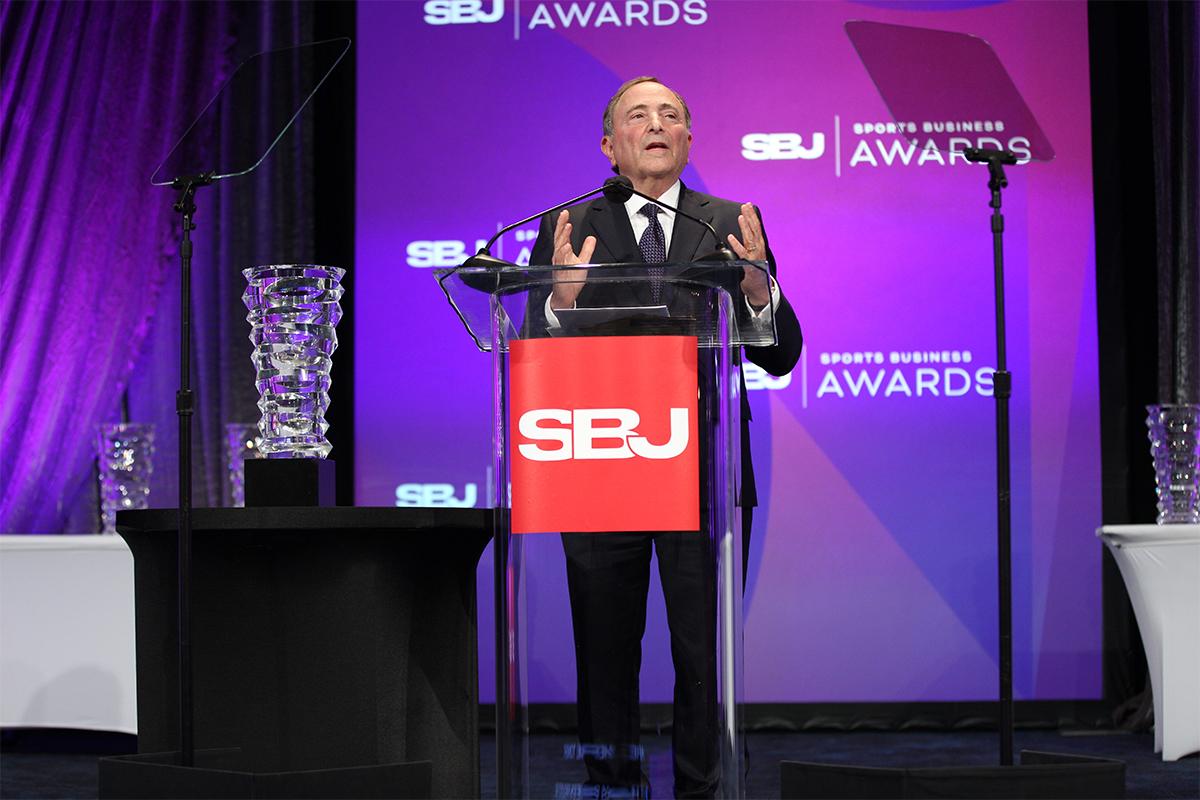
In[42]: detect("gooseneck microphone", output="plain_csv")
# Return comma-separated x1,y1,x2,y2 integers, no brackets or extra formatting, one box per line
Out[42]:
462,177,635,269
603,175,736,262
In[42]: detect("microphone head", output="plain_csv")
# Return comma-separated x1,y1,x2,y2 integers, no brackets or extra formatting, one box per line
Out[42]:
462,249,518,270
602,175,634,204
694,244,738,262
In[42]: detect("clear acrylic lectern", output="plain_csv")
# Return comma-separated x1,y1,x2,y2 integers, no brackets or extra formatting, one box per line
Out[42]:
438,261,778,799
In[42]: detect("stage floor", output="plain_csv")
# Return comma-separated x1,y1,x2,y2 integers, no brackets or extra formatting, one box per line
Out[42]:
2,729,1196,798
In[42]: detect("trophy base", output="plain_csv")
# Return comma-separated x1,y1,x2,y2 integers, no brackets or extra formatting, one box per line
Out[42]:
245,458,336,507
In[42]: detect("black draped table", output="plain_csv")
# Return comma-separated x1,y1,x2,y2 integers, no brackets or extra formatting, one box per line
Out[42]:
114,507,491,799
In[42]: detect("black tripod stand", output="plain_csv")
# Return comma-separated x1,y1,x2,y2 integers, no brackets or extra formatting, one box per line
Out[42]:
168,171,213,767
964,145,1018,765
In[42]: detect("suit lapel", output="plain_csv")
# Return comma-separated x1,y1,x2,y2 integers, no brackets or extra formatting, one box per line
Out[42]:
585,196,641,263
667,184,714,264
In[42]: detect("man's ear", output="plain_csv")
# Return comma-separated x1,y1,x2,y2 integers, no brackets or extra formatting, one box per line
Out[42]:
600,135,616,168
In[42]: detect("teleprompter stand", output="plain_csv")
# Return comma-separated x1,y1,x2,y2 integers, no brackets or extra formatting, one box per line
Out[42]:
96,39,461,800
776,21,1124,800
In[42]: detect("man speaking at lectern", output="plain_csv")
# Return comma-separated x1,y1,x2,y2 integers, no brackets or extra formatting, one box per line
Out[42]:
527,76,802,797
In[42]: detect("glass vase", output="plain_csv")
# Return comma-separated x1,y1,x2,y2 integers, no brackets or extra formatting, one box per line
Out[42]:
96,423,155,534
1146,404,1200,524
242,265,345,458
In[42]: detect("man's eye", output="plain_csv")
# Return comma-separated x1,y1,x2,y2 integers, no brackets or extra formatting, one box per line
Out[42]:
630,112,645,120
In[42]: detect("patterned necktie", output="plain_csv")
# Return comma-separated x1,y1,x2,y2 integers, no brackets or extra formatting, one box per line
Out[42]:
638,203,666,303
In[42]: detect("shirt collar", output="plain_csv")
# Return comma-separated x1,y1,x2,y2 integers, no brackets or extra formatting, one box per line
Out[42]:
623,180,681,221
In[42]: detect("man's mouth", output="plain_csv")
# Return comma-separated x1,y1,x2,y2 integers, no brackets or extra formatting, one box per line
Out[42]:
645,142,669,151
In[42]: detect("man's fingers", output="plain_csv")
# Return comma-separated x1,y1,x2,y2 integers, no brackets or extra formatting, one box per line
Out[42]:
553,210,571,247
738,212,756,249
736,204,764,258
579,235,597,264
553,221,573,264
728,203,765,261
550,210,599,266
727,232,749,259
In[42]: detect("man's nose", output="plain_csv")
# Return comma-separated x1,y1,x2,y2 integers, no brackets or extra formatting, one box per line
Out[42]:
647,112,664,131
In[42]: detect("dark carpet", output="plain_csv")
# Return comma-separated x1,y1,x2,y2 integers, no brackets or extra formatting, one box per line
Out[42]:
3,729,1196,798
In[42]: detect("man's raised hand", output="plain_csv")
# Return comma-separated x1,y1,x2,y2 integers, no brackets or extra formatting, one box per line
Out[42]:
550,209,596,310
727,202,772,309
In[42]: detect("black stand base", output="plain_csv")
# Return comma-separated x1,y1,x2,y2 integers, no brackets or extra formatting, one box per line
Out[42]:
781,751,1125,799
98,750,431,799
244,459,336,506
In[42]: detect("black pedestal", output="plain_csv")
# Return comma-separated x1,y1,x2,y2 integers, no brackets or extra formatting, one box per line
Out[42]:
113,507,490,799
781,750,1125,799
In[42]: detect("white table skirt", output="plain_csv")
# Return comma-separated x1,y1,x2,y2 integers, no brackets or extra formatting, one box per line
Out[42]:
0,534,137,734
1098,524,1200,761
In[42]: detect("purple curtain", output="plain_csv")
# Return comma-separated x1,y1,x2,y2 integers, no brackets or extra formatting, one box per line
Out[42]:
1,1,318,533
0,1,231,532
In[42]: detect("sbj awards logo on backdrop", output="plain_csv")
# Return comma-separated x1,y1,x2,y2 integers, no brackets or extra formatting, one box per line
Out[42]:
423,0,708,33
509,336,699,533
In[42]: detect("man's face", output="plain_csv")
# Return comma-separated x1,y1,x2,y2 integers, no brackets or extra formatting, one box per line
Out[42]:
601,81,692,189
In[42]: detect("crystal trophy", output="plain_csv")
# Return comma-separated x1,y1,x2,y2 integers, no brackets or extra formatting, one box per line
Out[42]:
1147,404,1200,524
242,265,345,458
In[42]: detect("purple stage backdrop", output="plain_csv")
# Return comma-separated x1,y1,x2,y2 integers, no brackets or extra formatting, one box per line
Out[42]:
354,0,1100,703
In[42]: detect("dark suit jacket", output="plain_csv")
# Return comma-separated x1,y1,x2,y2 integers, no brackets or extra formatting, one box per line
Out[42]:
527,183,803,507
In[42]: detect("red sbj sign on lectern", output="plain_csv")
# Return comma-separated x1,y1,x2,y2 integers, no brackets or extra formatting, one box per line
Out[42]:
436,261,779,800
509,335,699,533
